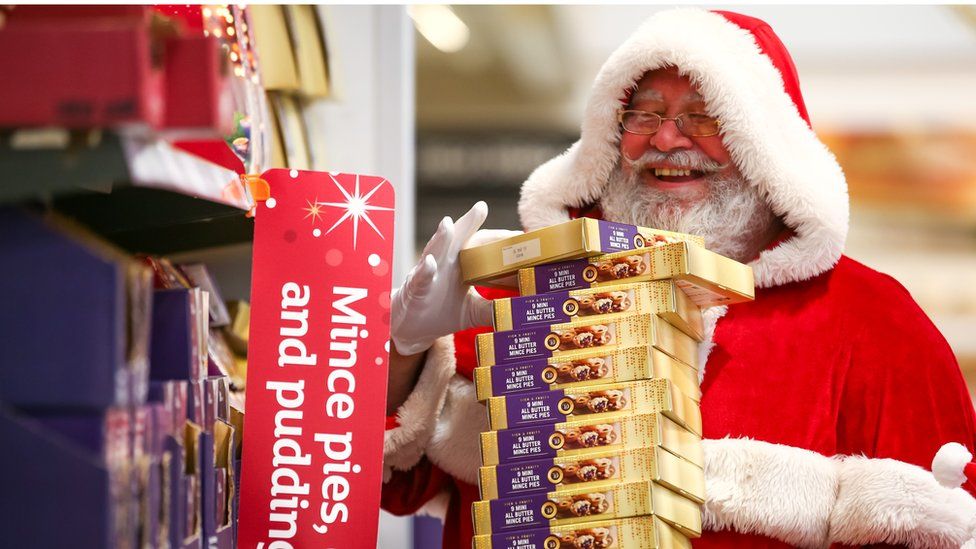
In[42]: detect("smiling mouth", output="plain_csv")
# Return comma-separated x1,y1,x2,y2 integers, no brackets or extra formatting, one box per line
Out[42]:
645,167,707,184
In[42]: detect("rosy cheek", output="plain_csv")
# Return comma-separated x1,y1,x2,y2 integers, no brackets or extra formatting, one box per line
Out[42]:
619,135,647,162
695,136,732,165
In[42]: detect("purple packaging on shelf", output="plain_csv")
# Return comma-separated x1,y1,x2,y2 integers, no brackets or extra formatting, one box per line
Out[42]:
0,208,152,410
151,288,202,382
0,406,137,548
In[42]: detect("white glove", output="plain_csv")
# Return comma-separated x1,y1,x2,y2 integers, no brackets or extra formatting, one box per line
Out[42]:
390,202,522,355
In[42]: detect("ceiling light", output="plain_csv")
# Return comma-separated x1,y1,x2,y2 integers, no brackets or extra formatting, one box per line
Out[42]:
408,5,470,53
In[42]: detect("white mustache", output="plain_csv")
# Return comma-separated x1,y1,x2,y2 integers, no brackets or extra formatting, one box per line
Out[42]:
624,150,728,174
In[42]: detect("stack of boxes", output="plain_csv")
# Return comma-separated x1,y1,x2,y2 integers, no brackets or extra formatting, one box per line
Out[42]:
0,208,242,548
458,219,755,548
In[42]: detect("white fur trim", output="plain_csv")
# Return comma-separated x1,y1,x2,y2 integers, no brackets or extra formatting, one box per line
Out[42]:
517,8,848,289
829,455,976,548
702,437,837,548
426,377,487,486
933,442,973,489
383,335,456,481
697,305,727,383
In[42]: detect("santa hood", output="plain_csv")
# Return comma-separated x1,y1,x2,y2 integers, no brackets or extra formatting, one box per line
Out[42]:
518,8,849,288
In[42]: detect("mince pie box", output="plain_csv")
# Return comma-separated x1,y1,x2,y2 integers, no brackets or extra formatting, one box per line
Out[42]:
151,288,208,382
472,515,691,549
459,218,704,287
474,345,700,403
479,445,704,504
0,208,153,409
486,378,701,436
519,241,754,307
492,279,704,341
480,412,702,468
471,479,702,538
476,313,697,370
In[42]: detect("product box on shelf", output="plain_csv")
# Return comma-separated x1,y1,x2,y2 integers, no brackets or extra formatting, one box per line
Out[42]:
0,406,138,548
162,35,233,134
150,288,209,382
519,241,754,307
476,313,697,370
0,209,153,409
460,219,703,287
474,345,700,403
472,515,691,549
180,262,232,328
485,378,701,436
479,445,704,504
492,279,703,341
471,479,702,538
0,7,164,128
480,413,702,468
201,419,235,548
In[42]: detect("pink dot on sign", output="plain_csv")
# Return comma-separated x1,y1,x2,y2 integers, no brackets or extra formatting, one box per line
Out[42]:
266,198,277,208
289,169,298,178
368,253,381,267
283,230,297,243
379,291,391,309
326,249,343,266
372,260,389,277
360,330,369,338
375,357,383,366
313,228,321,237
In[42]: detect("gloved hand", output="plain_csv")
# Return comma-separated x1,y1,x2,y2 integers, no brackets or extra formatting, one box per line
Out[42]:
390,201,522,355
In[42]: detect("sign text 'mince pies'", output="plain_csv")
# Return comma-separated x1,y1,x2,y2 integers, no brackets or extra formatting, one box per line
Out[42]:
240,170,395,549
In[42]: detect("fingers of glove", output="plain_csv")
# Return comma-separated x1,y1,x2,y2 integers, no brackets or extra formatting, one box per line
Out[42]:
465,228,524,249
421,216,454,260
448,201,488,257
404,254,437,301
463,288,495,329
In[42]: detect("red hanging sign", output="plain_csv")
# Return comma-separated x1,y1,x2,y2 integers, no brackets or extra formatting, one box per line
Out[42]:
239,169,395,549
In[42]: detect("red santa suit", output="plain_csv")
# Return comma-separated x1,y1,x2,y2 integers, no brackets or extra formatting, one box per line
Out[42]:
381,8,976,548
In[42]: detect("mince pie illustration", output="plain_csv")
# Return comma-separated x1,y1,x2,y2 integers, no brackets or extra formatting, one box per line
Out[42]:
571,390,628,415
558,526,616,549
552,492,612,519
560,424,617,449
555,325,613,351
553,356,611,383
594,255,650,281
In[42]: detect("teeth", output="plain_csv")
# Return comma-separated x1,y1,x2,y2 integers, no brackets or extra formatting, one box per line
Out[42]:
654,168,692,177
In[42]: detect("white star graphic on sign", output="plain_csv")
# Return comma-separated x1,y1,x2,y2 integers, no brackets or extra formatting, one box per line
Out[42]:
318,174,394,249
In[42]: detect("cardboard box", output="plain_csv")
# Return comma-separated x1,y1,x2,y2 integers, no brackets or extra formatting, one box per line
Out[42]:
472,515,691,549
519,241,754,307
492,279,703,340
480,413,702,467
476,313,697,369
479,445,704,504
460,219,703,287
471,479,701,538
486,378,701,436
473,345,700,403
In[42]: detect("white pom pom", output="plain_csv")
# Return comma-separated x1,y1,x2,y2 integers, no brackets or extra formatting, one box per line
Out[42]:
932,442,972,488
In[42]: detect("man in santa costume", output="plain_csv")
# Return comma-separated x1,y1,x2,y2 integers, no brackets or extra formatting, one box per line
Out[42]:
381,8,976,548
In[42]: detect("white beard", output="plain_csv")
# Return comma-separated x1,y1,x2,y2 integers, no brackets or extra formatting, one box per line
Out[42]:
598,155,780,263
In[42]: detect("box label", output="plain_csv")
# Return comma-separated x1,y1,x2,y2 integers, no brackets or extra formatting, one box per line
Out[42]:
492,327,553,364
490,360,551,395
597,220,641,252
510,292,570,328
490,494,549,531
495,460,556,497
532,260,589,294
486,530,554,549
496,426,557,463
505,390,569,428
502,238,542,266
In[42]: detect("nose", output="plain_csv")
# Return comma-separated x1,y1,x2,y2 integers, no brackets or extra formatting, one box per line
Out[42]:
650,119,693,153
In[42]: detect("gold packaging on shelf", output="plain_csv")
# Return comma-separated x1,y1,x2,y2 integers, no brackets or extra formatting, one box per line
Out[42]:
518,241,754,307
473,345,700,403
480,412,702,468
459,218,704,287
472,515,692,549
492,279,704,341
486,378,701,436
478,445,705,504
476,313,697,370
471,479,702,538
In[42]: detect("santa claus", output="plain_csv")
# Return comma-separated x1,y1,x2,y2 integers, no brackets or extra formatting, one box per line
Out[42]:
381,8,976,548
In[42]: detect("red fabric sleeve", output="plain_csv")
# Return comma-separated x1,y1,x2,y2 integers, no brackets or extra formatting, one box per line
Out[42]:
380,457,451,516
837,273,976,495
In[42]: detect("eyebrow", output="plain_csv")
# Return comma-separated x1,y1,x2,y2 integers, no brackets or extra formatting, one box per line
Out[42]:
683,91,705,103
631,89,663,103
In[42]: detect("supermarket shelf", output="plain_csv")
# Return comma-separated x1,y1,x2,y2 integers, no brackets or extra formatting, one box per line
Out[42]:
1,131,255,254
